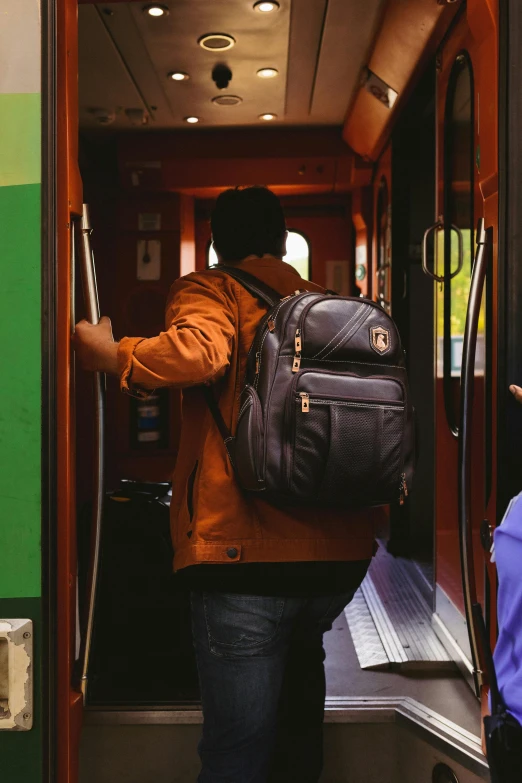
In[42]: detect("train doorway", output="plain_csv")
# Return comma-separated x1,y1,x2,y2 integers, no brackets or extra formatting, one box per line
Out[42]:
49,2,499,782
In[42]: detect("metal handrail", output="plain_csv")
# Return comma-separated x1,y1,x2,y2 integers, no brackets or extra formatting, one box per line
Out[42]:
422,221,464,283
76,204,106,703
458,217,488,698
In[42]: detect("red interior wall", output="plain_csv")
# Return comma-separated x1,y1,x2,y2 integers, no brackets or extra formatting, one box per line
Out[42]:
77,153,184,499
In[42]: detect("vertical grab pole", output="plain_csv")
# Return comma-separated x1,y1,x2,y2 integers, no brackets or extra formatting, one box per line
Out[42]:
458,218,489,697
77,204,105,703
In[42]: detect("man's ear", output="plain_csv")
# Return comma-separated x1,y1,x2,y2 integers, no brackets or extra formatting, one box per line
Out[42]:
281,231,288,258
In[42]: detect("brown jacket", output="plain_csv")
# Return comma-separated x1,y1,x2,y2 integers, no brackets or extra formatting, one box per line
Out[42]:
118,256,379,572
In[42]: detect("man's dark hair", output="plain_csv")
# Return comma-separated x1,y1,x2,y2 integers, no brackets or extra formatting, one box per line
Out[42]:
211,186,287,263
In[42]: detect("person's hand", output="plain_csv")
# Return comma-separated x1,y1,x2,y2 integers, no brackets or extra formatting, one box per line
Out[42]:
510,385,522,404
73,316,118,373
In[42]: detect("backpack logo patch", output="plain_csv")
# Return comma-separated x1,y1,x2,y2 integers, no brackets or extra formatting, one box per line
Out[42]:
370,326,390,354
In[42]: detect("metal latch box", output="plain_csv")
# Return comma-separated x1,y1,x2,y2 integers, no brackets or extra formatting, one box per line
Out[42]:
0,619,33,731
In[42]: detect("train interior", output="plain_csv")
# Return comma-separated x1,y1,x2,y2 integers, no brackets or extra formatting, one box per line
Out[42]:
72,2,495,781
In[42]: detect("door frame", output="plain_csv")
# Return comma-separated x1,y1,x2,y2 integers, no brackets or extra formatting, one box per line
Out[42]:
42,0,58,778
53,1,84,782
432,1,499,696
497,0,522,518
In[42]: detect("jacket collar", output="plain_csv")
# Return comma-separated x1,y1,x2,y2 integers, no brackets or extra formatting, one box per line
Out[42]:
233,255,301,276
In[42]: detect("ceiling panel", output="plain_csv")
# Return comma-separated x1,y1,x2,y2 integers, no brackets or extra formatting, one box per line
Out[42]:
80,0,290,129
284,0,328,121
79,6,149,127
78,0,384,131
310,0,385,123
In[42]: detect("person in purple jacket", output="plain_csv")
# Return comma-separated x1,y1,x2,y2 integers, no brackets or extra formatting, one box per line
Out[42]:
492,492,522,725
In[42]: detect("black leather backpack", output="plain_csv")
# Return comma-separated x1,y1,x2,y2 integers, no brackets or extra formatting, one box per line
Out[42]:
204,267,415,510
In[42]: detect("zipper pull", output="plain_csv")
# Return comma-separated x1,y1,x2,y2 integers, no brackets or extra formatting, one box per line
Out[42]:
300,392,310,413
255,352,261,374
292,329,302,373
268,318,275,332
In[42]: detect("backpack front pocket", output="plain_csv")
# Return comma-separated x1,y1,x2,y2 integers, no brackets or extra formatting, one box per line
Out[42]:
286,372,405,507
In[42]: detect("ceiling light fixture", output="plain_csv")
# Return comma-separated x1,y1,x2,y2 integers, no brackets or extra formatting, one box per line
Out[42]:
212,95,242,106
169,71,190,81
259,113,277,121
143,4,169,17
198,33,236,51
185,116,200,124
257,67,279,79
254,1,280,12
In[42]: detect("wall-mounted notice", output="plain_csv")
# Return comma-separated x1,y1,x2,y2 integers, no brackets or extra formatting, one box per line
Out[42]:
137,239,161,280
138,213,161,231
325,260,350,296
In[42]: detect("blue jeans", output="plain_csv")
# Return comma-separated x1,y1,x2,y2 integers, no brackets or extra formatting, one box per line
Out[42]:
191,589,358,783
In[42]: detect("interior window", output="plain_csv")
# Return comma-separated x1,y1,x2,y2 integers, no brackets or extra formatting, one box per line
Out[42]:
207,230,311,280
435,52,475,436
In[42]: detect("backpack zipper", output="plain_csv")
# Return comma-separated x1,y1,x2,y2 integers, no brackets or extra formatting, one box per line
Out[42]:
253,293,310,385
292,329,302,373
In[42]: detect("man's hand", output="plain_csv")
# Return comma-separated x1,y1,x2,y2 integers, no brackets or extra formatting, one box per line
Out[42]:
73,316,119,375
510,385,522,404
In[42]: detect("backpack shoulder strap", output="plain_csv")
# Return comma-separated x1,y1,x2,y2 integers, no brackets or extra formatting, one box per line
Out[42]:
212,265,282,308
202,385,236,468
202,266,281,465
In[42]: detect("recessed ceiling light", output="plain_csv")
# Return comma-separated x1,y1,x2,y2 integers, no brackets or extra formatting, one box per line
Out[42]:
259,113,277,121
254,1,280,12
185,116,200,124
198,33,236,51
169,71,190,81
143,4,169,17
212,95,243,106
257,67,279,79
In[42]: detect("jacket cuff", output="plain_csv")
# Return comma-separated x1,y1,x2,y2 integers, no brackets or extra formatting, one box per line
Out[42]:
117,337,152,399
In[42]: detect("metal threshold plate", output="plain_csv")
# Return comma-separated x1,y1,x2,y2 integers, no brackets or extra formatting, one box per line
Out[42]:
345,548,453,671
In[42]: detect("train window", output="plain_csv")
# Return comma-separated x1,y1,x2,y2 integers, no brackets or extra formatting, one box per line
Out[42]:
285,231,310,280
207,242,218,267
207,231,311,280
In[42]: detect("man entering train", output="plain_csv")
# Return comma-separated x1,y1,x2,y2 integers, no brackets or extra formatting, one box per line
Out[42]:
74,186,379,783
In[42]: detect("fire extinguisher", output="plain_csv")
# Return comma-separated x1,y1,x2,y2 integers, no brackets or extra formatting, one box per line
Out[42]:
131,388,168,449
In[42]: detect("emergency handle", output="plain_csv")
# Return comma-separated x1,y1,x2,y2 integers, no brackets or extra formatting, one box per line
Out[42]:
76,204,106,703
458,217,488,698
422,221,464,283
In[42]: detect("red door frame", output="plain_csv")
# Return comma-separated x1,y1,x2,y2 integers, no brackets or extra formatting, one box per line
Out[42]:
433,0,498,703
56,1,83,781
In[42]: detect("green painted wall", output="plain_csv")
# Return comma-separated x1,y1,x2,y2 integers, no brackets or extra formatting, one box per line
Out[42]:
0,1,43,778
0,5,42,603
0,94,41,188
0,183,42,599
